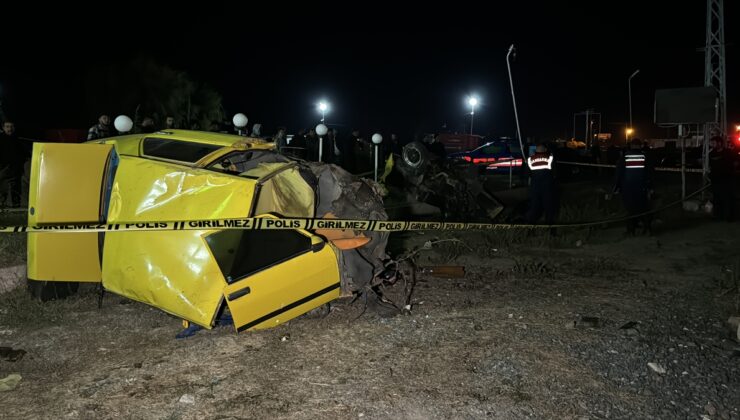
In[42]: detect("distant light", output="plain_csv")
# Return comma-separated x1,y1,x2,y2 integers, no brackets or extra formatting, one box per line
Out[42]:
468,97,479,107
318,102,328,112
372,133,383,144
626,128,634,135
735,124,740,132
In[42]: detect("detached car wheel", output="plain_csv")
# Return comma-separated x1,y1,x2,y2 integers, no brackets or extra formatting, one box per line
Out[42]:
27,279,79,301
402,141,430,174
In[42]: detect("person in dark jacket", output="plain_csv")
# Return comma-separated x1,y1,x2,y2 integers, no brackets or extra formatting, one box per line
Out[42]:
614,139,653,235
708,136,736,222
0,120,30,207
525,143,558,224
340,129,362,173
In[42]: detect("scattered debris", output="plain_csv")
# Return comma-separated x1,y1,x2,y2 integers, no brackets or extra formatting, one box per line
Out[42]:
619,321,639,336
705,402,717,416
280,334,290,342
647,362,666,374
175,322,203,339
420,266,465,278
0,347,25,362
619,321,638,330
178,394,195,404
574,316,602,329
0,374,21,392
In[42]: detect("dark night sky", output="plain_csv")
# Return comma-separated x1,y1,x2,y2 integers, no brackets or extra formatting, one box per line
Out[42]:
0,2,737,140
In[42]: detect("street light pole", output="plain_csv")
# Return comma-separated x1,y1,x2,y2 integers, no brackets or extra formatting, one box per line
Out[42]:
506,44,525,158
628,69,640,134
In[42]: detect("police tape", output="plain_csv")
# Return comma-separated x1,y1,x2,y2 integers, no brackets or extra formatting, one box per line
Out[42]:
558,161,704,173
0,184,712,234
1,218,542,233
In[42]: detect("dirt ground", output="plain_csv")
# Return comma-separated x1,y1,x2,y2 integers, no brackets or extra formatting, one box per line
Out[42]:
1,180,740,419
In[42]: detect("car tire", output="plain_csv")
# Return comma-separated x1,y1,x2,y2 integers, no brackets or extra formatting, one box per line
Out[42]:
401,141,429,173
27,279,79,302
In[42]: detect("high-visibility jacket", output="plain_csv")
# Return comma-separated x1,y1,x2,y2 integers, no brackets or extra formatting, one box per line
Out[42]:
527,152,553,171
615,151,651,192
527,152,555,186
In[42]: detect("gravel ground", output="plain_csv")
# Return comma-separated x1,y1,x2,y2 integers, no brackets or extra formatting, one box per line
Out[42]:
0,216,738,419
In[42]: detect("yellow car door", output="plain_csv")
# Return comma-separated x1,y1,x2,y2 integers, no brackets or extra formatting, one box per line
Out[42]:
209,217,341,332
27,143,117,287
102,155,255,328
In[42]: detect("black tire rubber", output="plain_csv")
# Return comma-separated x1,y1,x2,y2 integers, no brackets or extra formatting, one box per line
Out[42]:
27,279,79,302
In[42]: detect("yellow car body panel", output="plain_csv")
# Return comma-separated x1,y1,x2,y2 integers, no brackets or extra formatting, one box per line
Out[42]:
218,219,340,332
102,229,228,327
28,142,113,224
27,232,102,282
243,163,315,218
102,155,255,327
27,143,114,282
106,155,256,222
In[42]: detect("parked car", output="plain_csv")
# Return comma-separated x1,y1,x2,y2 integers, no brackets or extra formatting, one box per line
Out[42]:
448,140,524,173
26,129,388,332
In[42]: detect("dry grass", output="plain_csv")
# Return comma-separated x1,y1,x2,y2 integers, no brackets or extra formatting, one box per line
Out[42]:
0,233,26,268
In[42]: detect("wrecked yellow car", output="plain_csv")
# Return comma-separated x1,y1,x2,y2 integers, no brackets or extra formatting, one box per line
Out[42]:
26,130,388,332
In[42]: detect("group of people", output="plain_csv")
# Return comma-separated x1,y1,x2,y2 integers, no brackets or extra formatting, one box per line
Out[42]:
276,127,401,174
87,114,178,140
525,135,736,234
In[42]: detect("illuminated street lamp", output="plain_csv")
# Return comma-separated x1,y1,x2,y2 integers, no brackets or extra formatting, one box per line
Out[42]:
625,127,634,142
114,115,133,134
317,101,329,123
467,96,479,135
233,113,248,136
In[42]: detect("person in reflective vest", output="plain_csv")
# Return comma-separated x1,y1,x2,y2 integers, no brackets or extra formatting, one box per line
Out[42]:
614,139,653,235
525,143,558,224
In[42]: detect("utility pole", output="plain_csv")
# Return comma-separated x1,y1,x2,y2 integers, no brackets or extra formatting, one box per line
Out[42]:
703,0,726,186
704,0,726,141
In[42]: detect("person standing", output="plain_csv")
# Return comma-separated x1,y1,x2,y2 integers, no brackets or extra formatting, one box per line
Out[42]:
708,136,736,222
614,139,653,235
0,120,30,207
87,114,112,140
525,143,558,225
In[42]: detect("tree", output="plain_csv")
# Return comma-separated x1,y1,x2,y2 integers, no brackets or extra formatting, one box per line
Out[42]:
84,57,223,131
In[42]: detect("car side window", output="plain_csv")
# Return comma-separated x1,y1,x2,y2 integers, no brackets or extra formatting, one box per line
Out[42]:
205,229,312,284
481,145,505,154
142,138,221,163
206,151,289,175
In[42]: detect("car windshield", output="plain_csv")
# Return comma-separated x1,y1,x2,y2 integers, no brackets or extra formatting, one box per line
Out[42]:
142,137,222,163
